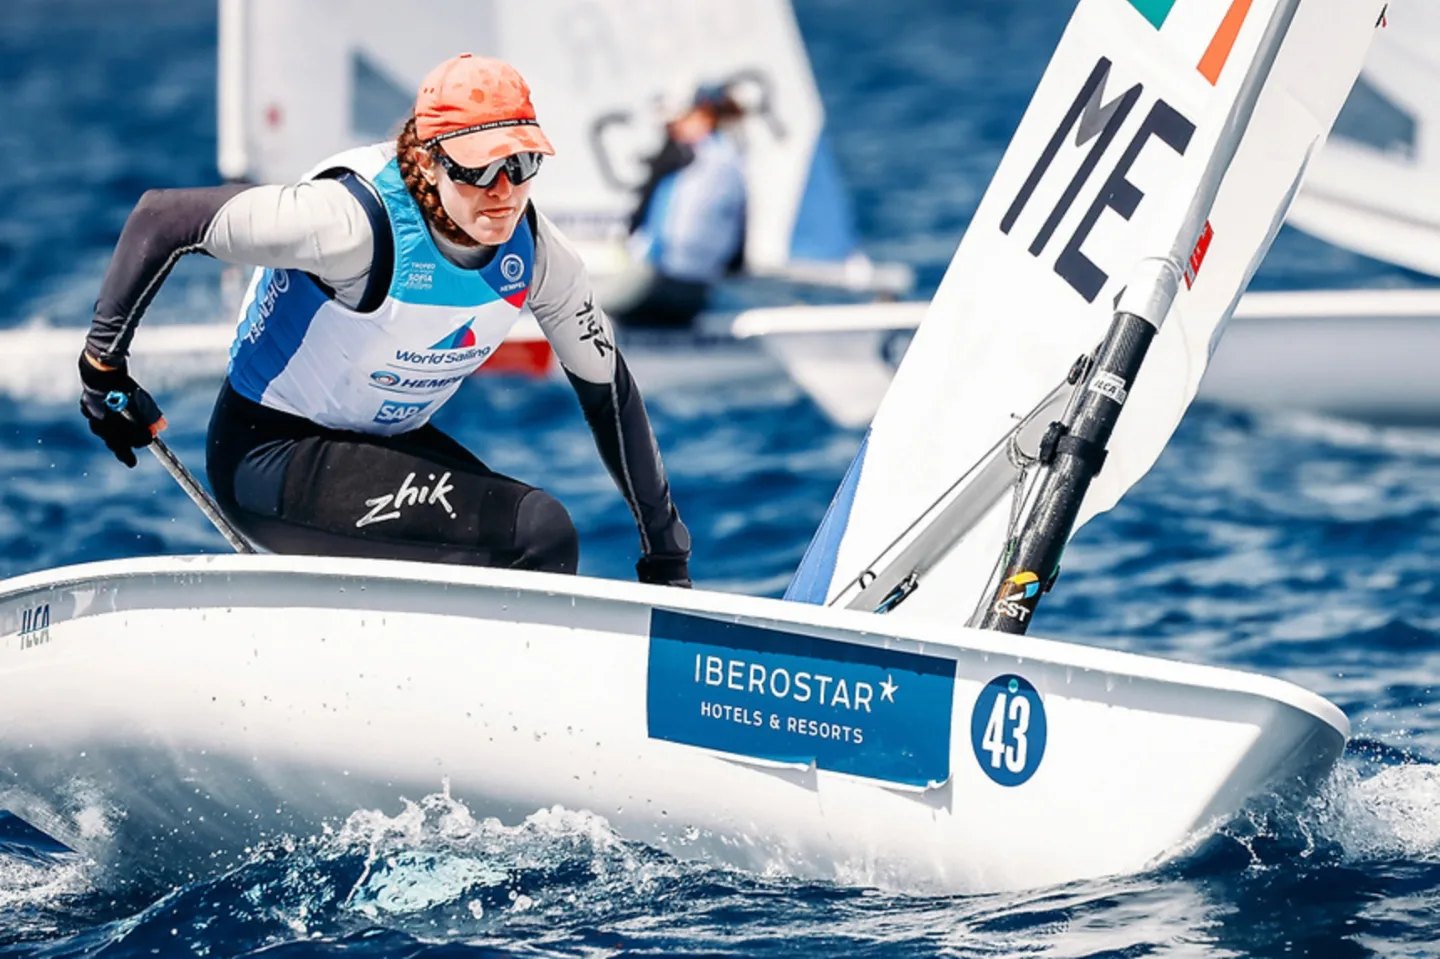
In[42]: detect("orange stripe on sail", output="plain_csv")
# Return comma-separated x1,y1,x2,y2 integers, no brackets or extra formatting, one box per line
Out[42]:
1197,0,1253,85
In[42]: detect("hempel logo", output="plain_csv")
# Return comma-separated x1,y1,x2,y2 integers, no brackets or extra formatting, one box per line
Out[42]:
241,269,291,344
370,370,468,393
500,253,524,282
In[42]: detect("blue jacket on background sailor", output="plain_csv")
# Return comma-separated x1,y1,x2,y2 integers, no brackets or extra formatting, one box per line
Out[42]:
603,85,748,328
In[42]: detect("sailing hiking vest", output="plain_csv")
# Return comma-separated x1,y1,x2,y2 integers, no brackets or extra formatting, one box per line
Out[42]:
227,144,535,435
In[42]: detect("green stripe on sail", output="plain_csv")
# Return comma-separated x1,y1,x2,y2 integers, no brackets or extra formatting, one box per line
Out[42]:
1127,0,1177,28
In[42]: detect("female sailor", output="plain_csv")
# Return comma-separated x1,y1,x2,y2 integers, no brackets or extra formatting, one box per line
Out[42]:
77,53,691,587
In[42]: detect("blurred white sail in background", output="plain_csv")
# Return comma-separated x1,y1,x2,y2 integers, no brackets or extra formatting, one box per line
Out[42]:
216,0,910,293
1285,4,1440,276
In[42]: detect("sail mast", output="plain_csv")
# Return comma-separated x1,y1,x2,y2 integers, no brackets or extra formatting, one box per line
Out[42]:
980,0,1303,634
215,0,250,182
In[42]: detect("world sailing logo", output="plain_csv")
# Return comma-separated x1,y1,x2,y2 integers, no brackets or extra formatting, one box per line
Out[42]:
394,318,493,366
431,320,477,350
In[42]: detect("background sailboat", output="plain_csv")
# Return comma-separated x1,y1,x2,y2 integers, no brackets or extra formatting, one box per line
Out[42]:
1285,3,1440,274
217,0,912,296
0,0,913,395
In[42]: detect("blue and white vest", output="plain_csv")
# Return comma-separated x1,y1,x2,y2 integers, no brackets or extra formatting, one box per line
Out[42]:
227,145,535,435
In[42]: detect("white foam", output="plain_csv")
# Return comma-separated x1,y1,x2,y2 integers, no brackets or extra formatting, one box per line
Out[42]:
0,854,93,936
1314,764,1440,862
323,788,689,923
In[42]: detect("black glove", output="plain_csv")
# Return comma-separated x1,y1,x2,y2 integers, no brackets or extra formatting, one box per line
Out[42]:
78,353,165,468
637,552,692,588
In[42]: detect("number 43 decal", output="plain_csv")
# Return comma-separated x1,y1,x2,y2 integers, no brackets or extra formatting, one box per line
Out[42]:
970,675,1048,786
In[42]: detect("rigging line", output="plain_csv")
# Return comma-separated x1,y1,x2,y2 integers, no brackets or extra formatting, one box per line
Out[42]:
825,375,1073,607
970,362,1092,623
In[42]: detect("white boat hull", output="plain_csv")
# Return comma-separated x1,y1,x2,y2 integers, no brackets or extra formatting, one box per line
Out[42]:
1199,289,1440,422
0,555,1345,892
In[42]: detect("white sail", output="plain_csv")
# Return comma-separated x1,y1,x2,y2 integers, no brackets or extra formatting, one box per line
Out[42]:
787,0,1385,621
1286,5,1440,275
216,0,895,281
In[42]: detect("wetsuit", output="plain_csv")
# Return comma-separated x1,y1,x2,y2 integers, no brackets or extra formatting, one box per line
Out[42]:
84,143,690,583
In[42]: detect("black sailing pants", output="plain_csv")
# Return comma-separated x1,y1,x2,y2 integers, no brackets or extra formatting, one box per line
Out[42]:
206,381,578,572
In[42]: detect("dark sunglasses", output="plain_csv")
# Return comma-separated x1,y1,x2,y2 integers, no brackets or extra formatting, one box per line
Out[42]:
429,147,544,189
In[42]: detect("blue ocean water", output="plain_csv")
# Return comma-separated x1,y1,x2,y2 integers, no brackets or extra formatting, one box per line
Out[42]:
3,0,1439,956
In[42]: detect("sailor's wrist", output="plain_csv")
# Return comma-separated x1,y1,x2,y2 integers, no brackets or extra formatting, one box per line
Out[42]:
81,349,121,373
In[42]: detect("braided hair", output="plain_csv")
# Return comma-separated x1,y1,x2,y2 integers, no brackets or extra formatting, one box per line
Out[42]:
395,116,479,247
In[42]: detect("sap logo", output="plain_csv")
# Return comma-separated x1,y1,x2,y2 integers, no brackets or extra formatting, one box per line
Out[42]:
357,471,457,527
373,400,430,425
500,253,525,282
1000,56,1195,303
370,370,402,387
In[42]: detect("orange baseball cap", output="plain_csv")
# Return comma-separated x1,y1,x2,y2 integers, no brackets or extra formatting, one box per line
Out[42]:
414,54,555,166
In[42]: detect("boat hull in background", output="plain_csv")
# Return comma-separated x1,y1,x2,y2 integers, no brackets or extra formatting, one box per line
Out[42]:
8,287,1437,426
733,288,1440,427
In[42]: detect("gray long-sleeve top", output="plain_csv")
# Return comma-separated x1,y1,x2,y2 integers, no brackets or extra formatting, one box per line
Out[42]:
84,177,690,561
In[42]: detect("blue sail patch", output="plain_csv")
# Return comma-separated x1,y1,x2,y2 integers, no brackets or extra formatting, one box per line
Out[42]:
647,609,955,787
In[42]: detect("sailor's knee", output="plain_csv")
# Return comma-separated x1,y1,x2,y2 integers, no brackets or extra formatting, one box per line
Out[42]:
514,489,578,574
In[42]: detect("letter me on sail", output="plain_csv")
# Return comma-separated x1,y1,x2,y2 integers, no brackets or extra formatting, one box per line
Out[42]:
786,0,1388,626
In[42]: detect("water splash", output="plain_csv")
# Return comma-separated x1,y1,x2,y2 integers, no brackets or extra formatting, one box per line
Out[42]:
1310,763,1440,863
